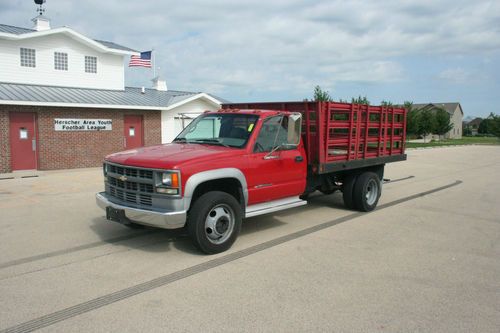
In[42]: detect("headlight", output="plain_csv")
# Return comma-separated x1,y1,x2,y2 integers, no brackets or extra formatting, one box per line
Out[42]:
156,171,180,195
161,172,179,187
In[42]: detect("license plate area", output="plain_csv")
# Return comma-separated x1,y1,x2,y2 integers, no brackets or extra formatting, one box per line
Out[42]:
106,206,126,224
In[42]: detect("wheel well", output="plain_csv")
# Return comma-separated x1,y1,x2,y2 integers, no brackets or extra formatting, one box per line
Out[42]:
339,164,385,183
190,178,244,209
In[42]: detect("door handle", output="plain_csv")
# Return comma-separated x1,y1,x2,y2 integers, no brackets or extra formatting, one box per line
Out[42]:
295,156,303,162
32,139,37,151
263,155,279,160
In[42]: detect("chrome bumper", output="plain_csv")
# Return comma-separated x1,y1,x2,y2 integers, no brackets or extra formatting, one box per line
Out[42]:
95,192,186,229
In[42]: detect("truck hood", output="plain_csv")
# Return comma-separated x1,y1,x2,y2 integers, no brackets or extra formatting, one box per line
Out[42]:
105,143,243,170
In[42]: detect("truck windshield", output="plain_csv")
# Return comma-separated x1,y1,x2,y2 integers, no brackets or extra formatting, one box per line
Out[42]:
173,113,259,148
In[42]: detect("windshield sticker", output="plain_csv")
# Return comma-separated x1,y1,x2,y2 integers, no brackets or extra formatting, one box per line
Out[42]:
248,123,254,132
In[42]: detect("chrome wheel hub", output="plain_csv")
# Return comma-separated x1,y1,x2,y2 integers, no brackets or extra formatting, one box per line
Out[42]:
205,204,235,245
365,179,379,205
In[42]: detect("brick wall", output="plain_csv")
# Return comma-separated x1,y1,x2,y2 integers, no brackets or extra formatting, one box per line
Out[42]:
0,105,161,173
0,110,9,173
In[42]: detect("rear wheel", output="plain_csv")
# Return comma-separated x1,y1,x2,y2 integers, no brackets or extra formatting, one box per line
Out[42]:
187,191,242,254
342,174,357,210
353,172,381,212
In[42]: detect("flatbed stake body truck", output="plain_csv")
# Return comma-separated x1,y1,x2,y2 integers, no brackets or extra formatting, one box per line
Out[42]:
96,101,407,253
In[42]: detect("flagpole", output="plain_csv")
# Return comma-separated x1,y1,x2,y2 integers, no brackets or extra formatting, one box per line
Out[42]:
152,48,156,78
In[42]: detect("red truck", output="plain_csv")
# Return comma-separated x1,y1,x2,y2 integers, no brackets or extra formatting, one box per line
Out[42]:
96,101,407,253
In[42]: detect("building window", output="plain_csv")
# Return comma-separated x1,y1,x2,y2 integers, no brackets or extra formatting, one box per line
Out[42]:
54,52,68,71
20,48,36,67
85,56,97,73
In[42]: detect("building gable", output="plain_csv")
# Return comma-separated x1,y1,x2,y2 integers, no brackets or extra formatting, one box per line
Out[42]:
0,30,132,90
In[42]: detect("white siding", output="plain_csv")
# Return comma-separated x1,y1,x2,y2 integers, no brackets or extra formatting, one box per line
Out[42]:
161,98,220,143
447,106,463,139
0,34,125,90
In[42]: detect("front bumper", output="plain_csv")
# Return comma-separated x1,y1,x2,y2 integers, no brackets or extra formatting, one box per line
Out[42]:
96,192,186,229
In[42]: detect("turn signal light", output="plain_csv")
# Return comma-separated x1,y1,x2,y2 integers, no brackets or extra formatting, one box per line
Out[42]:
171,173,179,188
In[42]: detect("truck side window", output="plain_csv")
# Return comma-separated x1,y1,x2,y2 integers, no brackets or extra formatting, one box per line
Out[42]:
254,116,294,153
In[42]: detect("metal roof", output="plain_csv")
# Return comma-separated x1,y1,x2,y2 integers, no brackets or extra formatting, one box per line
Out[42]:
0,23,35,34
93,39,137,53
0,82,217,109
0,23,136,53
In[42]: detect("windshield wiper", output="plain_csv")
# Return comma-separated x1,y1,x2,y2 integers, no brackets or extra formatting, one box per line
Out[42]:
172,137,187,143
191,139,230,148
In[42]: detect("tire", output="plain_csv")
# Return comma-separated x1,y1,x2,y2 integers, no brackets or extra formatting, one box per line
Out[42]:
342,174,357,210
187,191,242,254
353,172,381,212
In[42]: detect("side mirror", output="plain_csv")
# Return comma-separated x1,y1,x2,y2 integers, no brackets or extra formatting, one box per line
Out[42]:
287,113,302,146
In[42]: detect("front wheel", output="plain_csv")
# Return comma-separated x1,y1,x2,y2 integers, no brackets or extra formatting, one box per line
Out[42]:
187,191,242,254
353,172,381,212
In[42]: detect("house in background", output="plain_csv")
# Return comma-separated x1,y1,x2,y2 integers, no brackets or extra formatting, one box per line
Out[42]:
463,117,482,136
413,103,463,139
0,12,223,173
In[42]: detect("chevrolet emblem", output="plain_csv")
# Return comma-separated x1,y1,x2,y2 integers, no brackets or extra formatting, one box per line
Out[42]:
119,175,127,182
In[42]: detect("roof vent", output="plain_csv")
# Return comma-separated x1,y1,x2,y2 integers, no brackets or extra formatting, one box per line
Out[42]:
152,76,168,91
141,87,145,94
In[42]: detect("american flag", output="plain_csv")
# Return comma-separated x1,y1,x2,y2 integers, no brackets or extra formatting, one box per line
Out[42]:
128,51,152,68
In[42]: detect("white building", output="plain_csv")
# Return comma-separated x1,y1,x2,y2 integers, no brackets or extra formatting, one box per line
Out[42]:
0,13,224,172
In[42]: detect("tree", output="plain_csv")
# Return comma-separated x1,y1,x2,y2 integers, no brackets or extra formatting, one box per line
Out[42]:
418,107,436,142
351,95,370,105
486,113,500,137
313,85,332,102
403,101,414,112
380,100,393,106
406,109,420,137
434,108,453,140
478,118,491,134
403,101,421,137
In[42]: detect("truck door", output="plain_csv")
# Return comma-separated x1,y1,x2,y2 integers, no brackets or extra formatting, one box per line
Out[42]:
247,115,307,204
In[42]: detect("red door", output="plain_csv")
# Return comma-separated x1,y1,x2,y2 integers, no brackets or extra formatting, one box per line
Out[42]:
124,115,144,149
9,112,38,171
246,115,307,204
247,149,307,204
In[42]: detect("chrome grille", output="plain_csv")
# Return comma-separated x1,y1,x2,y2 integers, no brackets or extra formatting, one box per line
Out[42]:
108,164,153,179
106,163,154,207
108,177,154,193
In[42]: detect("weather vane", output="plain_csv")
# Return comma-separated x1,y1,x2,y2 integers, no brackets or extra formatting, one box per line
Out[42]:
34,0,46,16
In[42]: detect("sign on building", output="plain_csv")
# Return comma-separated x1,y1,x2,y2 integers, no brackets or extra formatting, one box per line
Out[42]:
54,119,112,131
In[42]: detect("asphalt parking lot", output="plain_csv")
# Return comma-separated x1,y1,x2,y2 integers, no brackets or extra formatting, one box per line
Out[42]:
0,145,499,333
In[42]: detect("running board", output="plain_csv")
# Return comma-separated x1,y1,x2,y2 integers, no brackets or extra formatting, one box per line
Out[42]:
245,196,307,218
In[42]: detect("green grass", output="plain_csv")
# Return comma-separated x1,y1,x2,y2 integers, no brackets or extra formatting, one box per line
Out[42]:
406,136,500,148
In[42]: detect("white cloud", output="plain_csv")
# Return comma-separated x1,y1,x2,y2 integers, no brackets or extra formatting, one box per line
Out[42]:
1,0,500,101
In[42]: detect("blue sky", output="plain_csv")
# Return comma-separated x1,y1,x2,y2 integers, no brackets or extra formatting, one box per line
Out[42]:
1,0,499,117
